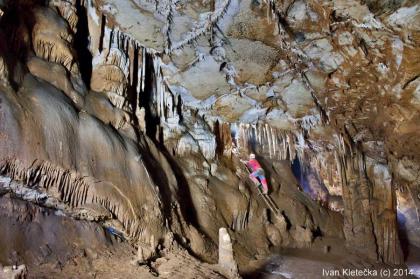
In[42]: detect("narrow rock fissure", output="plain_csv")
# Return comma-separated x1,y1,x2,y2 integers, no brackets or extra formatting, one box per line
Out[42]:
74,0,92,89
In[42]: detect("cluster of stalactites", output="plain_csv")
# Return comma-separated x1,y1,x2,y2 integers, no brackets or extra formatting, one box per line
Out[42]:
152,56,182,127
92,25,146,112
213,121,346,191
49,0,78,32
0,159,147,241
94,22,183,133
229,122,305,161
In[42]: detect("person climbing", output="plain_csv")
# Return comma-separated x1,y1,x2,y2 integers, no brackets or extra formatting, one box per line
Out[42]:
241,153,269,195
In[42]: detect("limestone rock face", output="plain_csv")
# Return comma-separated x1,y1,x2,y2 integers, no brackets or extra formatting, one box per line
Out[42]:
291,226,314,249
0,0,419,277
32,7,78,74
27,56,84,107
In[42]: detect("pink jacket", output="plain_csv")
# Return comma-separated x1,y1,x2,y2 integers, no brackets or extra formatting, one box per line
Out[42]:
247,159,262,172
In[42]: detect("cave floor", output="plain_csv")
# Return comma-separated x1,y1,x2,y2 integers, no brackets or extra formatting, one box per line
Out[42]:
24,245,420,279
244,237,420,279
407,246,420,279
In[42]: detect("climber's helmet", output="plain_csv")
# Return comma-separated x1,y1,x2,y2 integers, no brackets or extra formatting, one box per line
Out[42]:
249,153,256,159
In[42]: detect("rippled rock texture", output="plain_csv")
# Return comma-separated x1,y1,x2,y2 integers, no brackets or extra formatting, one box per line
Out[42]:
0,0,419,277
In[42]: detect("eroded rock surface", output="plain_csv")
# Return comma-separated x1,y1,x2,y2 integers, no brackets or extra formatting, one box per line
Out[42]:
0,0,419,277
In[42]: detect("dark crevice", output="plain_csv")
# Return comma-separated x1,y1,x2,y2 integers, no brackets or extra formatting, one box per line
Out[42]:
139,52,199,229
0,0,41,89
157,139,199,229
397,211,410,260
74,0,92,89
402,74,419,90
99,14,106,53
312,226,323,238
176,95,183,122
141,52,160,140
291,157,331,206
214,120,224,156
281,211,292,230
126,45,140,129
138,141,173,224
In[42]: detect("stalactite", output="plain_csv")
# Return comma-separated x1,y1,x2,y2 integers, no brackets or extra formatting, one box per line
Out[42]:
229,122,308,161
0,159,162,242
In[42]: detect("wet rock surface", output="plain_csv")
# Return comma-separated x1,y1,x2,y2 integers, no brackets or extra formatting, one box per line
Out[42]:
0,0,419,278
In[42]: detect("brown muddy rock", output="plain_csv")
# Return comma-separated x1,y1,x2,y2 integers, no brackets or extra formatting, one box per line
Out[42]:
225,39,280,85
84,91,136,137
227,0,280,46
340,150,403,264
0,75,167,253
265,224,283,246
72,203,113,222
90,63,128,103
0,196,124,266
303,38,344,74
176,151,344,268
91,58,128,95
291,226,313,249
32,7,78,73
136,235,158,264
49,0,78,32
153,250,229,279
213,94,254,122
27,56,84,107
1,0,420,274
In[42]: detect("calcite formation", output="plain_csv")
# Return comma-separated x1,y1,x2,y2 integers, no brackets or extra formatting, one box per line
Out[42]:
0,0,419,277
218,228,239,278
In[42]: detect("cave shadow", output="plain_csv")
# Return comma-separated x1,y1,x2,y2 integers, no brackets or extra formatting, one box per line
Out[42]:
214,120,224,156
74,0,92,89
142,53,159,141
290,157,331,207
397,211,410,260
241,267,267,279
126,45,140,129
139,139,199,230
138,138,219,263
240,255,283,279
139,52,199,230
0,0,43,90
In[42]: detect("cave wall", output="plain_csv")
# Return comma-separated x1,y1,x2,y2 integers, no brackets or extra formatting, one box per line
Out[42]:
0,0,419,269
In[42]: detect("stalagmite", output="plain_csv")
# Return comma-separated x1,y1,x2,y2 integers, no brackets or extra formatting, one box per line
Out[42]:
218,228,240,279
